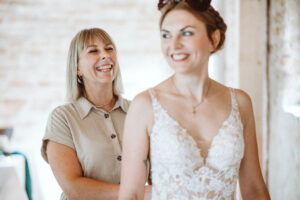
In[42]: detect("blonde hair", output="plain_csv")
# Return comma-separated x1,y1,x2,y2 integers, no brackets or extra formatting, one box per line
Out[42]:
66,28,123,102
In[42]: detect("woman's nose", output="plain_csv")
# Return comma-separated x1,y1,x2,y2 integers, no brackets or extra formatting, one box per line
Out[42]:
101,52,110,60
172,36,182,49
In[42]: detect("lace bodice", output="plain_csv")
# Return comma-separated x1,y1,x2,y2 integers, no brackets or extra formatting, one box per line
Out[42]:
149,88,244,200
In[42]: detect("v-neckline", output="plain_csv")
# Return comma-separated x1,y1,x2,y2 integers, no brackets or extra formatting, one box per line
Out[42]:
152,90,234,166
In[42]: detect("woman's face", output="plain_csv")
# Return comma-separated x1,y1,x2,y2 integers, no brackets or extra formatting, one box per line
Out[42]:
160,9,214,74
77,37,117,87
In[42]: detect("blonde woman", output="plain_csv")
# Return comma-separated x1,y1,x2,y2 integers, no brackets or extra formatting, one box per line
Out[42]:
41,28,150,200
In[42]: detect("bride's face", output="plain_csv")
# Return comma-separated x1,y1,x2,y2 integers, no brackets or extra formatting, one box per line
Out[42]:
160,9,214,74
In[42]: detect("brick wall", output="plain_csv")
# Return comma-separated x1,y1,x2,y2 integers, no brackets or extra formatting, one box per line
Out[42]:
0,1,172,199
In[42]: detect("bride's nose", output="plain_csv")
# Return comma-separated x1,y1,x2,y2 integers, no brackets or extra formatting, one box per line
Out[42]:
171,35,183,50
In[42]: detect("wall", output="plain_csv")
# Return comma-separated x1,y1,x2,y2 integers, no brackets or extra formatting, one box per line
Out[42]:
0,1,171,199
239,0,268,176
268,0,300,199
1,0,299,199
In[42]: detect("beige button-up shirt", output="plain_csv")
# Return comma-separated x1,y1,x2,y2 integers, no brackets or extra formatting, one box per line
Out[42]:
41,96,130,199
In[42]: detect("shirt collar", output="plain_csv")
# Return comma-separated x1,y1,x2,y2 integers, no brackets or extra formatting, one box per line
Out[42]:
73,97,93,119
74,96,129,119
113,95,129,113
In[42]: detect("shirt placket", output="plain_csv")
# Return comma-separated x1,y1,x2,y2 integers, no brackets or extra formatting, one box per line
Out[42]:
103,112,122,183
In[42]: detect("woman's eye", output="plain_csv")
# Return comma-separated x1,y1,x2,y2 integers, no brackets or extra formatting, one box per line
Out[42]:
182,31,193,36
88,49,98,53
106,47,114,51
162,33,171,39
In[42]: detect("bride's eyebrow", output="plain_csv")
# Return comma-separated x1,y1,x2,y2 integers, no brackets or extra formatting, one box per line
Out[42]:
180,25,196,31
161,29,170,33
161,25,196,33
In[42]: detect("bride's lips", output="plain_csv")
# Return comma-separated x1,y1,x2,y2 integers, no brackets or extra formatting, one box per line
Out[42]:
170,53,189,62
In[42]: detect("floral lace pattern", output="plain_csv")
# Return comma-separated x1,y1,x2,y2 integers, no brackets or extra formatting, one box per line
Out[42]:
149,88,244,200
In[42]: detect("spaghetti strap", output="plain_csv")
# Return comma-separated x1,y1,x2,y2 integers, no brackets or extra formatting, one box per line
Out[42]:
147,88,160,118
229,88,240,115
148,88,156,101
147,88,161,136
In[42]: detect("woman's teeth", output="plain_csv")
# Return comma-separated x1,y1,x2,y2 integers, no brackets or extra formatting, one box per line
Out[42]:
172,54,188,61
96,65,112,72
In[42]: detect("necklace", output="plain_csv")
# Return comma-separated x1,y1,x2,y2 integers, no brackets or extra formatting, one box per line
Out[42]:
172,77,210,114
95,97,115,108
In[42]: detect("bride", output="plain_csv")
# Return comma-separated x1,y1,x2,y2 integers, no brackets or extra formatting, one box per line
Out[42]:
119,0,270,199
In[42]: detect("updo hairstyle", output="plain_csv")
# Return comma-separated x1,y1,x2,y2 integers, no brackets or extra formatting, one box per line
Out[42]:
159,0,227,53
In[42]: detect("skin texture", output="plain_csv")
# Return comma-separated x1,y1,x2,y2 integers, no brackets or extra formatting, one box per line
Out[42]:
119,9,270,200
47,38,152,200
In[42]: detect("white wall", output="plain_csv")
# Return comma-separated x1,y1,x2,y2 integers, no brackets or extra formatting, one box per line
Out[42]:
268,0,300,199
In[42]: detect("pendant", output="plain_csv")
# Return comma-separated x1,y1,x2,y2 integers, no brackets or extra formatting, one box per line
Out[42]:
192,107,196,114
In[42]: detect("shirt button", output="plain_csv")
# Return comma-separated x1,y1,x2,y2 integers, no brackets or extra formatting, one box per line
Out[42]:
104,113,109,118
111,134,116,139
117,155,122,161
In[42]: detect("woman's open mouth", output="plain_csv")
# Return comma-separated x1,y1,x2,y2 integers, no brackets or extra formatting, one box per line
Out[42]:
96,64,113,72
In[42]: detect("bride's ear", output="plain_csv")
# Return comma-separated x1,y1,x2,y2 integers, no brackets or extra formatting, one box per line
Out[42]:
210,29,221,53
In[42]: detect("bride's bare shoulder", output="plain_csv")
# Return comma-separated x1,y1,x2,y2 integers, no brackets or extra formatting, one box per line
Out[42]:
232,88,254,124
131,90,153,108
233,89,253,108
212,81,252,108
129,77,172,111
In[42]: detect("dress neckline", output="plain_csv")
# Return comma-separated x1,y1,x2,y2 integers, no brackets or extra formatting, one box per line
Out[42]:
149,88,236,166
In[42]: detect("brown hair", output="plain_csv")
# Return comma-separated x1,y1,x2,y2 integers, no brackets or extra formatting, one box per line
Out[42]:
66,28,123,102
159,2,227,53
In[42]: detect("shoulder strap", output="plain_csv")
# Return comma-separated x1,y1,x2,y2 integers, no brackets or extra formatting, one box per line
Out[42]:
229,88,239,112
148,88,159,111
148,88,163,119
148,88,156,101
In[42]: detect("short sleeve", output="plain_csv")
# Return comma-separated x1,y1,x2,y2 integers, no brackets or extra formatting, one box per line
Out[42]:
41,107,75,163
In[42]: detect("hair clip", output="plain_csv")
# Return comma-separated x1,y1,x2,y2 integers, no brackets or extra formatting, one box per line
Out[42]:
158,0,211,11
158,0,181,10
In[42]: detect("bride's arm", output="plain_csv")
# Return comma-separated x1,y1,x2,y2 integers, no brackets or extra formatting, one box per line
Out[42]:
119,91,153,200
236,89,270,200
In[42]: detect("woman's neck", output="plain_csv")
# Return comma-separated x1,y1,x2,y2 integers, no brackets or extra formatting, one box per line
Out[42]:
84,82,115,109
172,69,211,103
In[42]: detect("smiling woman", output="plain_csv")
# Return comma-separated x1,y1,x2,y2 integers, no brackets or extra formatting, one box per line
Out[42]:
65,28,123,104
78,41,116,89
40,28,151,200
118,0,270,199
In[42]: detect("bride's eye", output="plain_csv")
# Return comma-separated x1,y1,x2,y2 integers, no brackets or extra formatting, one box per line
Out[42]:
182,31,193,36
162,33,171,39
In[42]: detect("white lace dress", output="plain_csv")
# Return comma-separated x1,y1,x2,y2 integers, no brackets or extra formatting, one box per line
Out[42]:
149,88,244,200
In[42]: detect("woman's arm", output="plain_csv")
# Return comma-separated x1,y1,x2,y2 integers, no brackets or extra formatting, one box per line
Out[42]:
119,92,153,200
236,89,271,200
47,141,119,200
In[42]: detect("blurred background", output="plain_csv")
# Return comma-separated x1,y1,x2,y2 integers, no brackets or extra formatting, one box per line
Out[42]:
0,0,299,199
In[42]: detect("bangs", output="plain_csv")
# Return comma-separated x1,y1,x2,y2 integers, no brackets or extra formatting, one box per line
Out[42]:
77,28,115,55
